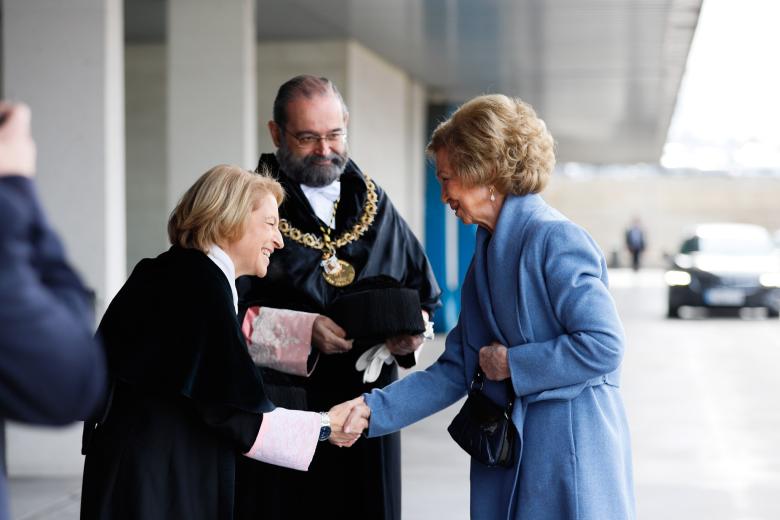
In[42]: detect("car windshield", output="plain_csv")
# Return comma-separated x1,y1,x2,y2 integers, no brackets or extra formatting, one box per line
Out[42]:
683,235,775,255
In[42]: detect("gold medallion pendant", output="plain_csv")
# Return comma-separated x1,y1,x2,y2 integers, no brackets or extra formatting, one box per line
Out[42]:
278,176,379,288
321,255,356,287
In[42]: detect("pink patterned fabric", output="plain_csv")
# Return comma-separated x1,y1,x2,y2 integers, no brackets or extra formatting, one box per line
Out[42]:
244,408,320,471
242,306,319,376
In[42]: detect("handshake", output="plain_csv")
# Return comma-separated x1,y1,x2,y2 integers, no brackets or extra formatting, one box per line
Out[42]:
325,396,371,448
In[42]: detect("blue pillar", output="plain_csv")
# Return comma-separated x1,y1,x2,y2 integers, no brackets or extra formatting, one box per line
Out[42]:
424,103,476,332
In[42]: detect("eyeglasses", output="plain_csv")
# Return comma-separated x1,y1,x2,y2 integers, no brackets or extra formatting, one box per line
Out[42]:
282,127,347,148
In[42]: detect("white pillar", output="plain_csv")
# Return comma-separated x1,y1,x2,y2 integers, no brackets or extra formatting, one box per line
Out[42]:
168,0,257,208
2,0,126,315
346,43,426,238
2,0,125,476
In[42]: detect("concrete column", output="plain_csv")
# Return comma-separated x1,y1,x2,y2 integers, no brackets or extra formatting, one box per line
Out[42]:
126,44,168,272
405,80,427,241
2,0,125,475
168,0,256,209
2,0,126,314
346,43,413,228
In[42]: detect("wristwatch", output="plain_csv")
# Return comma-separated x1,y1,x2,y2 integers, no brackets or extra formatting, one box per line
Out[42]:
318,412,331,442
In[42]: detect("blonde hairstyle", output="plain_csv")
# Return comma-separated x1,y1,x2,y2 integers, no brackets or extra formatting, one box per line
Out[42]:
427,94,556,195
167,164,284,252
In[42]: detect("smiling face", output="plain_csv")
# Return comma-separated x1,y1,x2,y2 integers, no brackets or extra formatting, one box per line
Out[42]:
223,192,284,278
270,93,349,187
436,148,502,231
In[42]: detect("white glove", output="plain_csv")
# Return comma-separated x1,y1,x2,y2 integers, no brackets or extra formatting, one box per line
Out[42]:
423,319,435,341
354,320,435,383
355,344,394,383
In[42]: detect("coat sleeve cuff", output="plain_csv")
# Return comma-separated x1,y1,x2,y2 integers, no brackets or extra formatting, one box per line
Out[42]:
242,307,319,376
243,408,320,471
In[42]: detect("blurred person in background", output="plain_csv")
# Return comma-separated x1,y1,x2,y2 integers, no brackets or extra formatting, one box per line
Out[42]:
80,165,369,520
0,102,106,520
625,217,647,271
345,94,635,520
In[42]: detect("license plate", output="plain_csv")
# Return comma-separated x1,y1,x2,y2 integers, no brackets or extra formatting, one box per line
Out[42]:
705,288,745,306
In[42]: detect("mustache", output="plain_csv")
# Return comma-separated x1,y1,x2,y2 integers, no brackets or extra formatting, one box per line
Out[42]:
276,142,349,187
303,152,346,168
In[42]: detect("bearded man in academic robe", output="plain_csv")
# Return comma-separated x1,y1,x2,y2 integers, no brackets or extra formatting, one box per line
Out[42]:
234,75,441,520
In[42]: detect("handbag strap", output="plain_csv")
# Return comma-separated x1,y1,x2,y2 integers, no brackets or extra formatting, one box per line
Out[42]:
471,367,515,415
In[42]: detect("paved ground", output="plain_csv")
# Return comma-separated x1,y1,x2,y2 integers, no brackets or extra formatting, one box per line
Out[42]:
8,268,780,519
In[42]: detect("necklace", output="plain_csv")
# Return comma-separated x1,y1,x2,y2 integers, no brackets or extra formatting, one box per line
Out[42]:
279,176,378,286
318,197,355,286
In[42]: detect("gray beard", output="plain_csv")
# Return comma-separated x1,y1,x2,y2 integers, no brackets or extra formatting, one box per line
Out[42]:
276,142,349,187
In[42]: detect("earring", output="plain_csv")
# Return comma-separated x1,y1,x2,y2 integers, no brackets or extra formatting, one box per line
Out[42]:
489,187,496,202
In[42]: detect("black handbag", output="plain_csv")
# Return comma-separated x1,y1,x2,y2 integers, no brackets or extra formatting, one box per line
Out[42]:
447,368,515,468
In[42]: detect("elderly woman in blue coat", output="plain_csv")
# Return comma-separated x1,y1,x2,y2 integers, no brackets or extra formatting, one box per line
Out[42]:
344,94,635,519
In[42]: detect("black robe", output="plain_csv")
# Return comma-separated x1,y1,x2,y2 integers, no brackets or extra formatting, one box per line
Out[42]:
234,155,441,520
81,246,274,520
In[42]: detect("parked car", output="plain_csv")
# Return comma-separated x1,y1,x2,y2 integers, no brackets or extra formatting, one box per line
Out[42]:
665,223,780,318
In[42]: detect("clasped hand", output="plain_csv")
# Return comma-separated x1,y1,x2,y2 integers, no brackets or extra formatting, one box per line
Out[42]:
479,341,510,381
326,396,371,447
312,315,353,355
385,310,429,356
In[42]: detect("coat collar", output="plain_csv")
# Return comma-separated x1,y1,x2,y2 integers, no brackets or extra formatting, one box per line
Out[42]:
470,193,547,347
206,244,238,314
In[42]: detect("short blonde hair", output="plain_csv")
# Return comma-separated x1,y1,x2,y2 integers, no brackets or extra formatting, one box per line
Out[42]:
167,164,284,252
427,94,556,195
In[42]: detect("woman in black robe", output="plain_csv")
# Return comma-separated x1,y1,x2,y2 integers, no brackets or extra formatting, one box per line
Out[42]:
80,164,368,520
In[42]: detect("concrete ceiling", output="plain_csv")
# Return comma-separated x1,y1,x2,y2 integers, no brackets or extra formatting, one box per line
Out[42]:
126,0,702,164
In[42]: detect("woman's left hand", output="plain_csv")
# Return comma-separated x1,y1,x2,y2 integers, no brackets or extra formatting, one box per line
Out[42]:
479,342,510,381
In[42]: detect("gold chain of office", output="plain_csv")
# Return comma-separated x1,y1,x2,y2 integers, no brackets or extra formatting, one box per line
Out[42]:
278,176,378,251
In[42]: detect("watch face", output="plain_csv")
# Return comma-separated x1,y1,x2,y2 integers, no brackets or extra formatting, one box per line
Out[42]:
319,426,332,442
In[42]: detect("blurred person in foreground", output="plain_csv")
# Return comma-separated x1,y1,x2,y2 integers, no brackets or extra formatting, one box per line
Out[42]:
234,75,440,520
344,94,635,519
0,102,106,520
79,165,369,520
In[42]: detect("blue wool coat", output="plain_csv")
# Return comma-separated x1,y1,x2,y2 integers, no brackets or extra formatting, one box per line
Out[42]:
365,194,635,520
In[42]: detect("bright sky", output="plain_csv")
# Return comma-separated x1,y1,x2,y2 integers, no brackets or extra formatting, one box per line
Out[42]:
662,0,780,171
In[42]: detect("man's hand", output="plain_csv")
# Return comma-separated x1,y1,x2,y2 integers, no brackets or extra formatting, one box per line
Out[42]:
327,397,370,447
0,102,36,177
312,315,352,355
385,334,423,356
479,342,510,381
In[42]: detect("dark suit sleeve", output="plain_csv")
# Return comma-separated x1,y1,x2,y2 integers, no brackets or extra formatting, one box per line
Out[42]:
196,403,263,453
0,176,106,425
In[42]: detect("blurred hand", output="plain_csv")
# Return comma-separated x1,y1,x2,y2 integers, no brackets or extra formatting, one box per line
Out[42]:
0,102,36,177
479,342,510,381
385,333,423,356
312,315,353,355
327,397,369,447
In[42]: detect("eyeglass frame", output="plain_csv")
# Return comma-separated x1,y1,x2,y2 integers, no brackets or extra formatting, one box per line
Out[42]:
280,126,348,148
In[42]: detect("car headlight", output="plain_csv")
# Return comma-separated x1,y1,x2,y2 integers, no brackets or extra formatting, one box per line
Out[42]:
665,270,692,286
760,273,780,288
